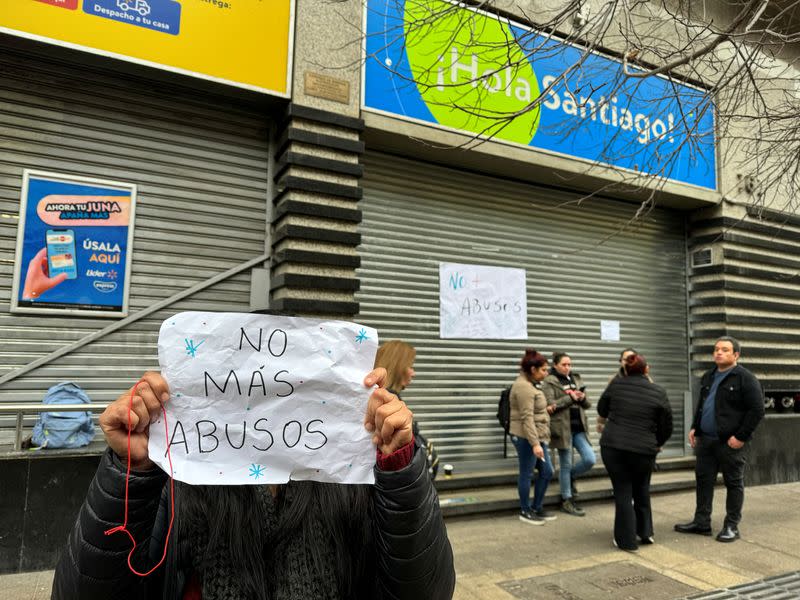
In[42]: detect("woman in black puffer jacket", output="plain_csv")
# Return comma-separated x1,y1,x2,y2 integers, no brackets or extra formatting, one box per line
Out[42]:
597,352,673,552
51,369,455,600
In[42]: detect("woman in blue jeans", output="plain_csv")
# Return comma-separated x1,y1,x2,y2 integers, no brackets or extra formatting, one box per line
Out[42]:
542,352,596,517
508,349,556,525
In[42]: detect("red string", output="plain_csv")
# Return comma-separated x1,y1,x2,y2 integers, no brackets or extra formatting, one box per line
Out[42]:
104,381,176,577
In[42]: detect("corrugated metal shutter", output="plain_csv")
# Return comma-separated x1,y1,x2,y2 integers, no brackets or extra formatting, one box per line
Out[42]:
0,48,271,409
356,152,689,471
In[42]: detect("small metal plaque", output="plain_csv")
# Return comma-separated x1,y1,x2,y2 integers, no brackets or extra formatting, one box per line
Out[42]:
304,71,351,104
499,561,698,600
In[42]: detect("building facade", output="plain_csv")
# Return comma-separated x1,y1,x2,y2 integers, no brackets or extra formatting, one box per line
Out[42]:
1,0,797,475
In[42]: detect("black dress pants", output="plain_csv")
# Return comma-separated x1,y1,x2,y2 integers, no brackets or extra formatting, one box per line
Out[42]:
693,435,747,528
601,446,655,550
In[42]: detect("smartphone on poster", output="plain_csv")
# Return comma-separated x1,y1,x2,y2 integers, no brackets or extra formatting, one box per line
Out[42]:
45,229,78,280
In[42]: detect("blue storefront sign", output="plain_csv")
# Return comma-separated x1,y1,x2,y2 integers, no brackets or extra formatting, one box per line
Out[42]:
84,0,182,36
363,0,717,191
12,171,137,316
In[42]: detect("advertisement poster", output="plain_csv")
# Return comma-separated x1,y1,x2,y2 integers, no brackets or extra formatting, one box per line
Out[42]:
439,262,527,339
0,0,293,96
364,0,717,191
11,171,137,316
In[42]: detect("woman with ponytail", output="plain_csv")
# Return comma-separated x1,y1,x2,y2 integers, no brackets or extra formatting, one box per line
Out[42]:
509,349,556,525
598,352,673,552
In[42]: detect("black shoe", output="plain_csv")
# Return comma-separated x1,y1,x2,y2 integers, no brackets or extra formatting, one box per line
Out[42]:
639,535,655,545
716,525,740,543
674,522,712,536
519,510,546,526
534,509,558,521
571,476,579,500
613,539,638,553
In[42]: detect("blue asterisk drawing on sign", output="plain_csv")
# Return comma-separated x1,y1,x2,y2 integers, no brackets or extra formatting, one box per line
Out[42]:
355,328,369,343
184,338,205,357
249,464,265,480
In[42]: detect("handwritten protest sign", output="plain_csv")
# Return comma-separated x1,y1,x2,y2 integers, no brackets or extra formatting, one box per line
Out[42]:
439,262,528,339
149,312,379,485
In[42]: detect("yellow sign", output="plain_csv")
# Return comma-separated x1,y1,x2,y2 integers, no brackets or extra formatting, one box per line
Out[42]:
0,0,293,96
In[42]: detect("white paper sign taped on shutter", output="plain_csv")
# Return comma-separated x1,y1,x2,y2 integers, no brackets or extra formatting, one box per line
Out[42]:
149,312,379,486
600,320,620,342
439,262,527,339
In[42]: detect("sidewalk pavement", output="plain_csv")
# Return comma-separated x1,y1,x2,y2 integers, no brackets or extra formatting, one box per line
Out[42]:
2,481,799,600
447,481,800,599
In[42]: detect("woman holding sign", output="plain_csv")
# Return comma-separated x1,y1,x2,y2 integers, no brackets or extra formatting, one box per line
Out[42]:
51,368,455,600
509,348,556,525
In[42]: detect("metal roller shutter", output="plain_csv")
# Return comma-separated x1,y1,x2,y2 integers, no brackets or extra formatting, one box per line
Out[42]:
0,48,270,409
356,151,689,471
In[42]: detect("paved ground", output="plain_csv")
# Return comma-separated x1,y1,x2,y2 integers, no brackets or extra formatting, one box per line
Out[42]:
2,481,799,599
0,570,51,600
447,481,800,599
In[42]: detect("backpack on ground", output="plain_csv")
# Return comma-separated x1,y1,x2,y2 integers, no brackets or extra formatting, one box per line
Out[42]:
31,382,95,449
496,386,512,458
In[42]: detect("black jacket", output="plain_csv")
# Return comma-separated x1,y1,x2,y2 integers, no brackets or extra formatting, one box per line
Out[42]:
691,364,764,442
52,447,455,600
597,375,673,456
390,388,439,479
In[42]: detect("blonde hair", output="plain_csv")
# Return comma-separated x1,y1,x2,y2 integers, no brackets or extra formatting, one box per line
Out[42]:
374,340,416,391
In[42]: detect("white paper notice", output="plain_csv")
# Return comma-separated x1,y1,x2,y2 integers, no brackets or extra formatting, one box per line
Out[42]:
439,262,527,339
600,320,620,342
149,312,379,486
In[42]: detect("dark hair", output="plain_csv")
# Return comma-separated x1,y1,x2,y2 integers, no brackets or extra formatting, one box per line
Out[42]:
623,353,648,376
520,348,548,373
172,481,374,599
619,347,637,359
715,336,741,354
552,352,570,365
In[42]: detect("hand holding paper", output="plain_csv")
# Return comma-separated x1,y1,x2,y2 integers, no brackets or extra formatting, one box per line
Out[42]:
364,368,414,454
99,371,170,471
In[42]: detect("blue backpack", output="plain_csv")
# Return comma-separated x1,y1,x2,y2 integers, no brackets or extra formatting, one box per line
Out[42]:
31,382,95,449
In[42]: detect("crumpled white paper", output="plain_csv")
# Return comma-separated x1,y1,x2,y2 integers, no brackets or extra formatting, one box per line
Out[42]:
149,312,379,485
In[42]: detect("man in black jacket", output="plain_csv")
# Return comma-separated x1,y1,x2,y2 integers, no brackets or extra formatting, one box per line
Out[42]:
675,337,764,543
52,368,455,600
